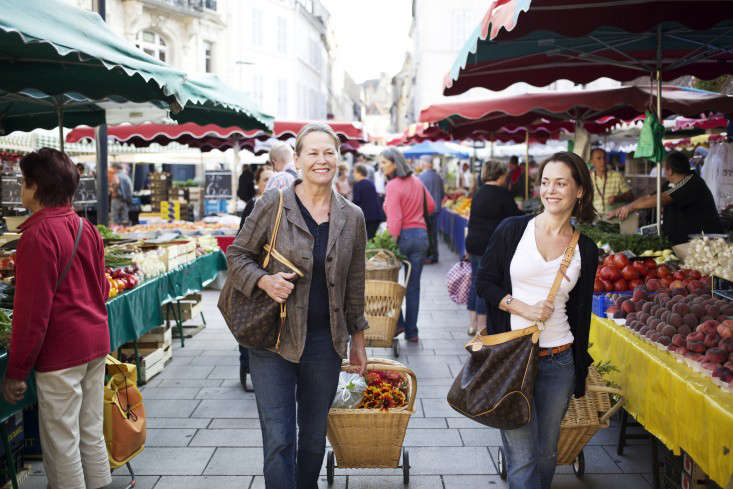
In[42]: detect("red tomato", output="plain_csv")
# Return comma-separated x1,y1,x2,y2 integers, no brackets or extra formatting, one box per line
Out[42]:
603,255,615,267
629,279,643,289
613,278,629,291
594,279,604,293
687,269,701,280
600,266,621,282
673,270,686,281
644,258,657,269
632,261,647,275
621,265,640,281
660,277,672,288
612,253,630,269
657,265,671,278
600,279,614,292
646,268,658,279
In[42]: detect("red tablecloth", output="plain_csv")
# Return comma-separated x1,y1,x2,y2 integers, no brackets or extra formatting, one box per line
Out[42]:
216,236,235,253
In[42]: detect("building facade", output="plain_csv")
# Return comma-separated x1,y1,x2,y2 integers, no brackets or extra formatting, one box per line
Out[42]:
64,0,335,121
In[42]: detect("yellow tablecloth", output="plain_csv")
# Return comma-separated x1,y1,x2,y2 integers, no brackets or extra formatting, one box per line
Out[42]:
589,315,733,487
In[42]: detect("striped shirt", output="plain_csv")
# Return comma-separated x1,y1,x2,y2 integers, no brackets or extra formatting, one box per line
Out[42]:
264,163,297,191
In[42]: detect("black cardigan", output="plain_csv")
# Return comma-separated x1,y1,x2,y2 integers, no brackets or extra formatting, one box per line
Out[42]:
476,214,599,397
465,184,522,256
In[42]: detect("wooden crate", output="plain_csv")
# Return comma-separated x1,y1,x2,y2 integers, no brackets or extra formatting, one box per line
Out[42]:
162,294,202,322
119,345,172,383
136,325,172,348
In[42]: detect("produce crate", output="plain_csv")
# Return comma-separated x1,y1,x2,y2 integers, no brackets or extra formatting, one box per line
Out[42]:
162,294,202,322
0,412,23,458
592,292,632,317
0,446,25,489
136,325,172,349
22,406,40,459
118,344,172,383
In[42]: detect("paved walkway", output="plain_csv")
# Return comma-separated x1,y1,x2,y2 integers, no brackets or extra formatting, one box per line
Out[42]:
25,242,656,489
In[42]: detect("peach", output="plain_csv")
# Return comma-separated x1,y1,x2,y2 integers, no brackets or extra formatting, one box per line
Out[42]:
659,336,672,346
702,361,722,371
720,337,733,353
677,325,692,336
672,334,686,347
705,347,727,364
704,333,721,348
688,331,704,342
687,340,706,353
661,325,677,337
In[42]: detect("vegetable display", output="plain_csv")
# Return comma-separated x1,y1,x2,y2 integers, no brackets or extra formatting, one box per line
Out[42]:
96,224,121,240
578,222,671,255
0,308,11,348
683,237,733,281
367,231,406,261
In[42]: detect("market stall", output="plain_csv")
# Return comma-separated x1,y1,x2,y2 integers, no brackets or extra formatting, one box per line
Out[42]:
437,208,467,257
589,316,733,487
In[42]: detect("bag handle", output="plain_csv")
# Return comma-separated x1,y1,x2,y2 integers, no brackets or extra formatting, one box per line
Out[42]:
262,189,284,270
55,216,84,293
545,230,580,304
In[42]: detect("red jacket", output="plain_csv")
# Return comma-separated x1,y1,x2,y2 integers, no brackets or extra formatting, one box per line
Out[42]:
6,206,110,380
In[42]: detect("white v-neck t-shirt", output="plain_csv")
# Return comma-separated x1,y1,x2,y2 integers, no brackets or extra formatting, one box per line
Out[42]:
509,217,581,348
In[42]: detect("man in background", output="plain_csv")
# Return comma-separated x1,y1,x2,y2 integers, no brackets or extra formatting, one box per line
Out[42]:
237,164,255,203
264,141,297,191
508,156,526,198
419,156,444,264
590,148,632,215
110,163,132,225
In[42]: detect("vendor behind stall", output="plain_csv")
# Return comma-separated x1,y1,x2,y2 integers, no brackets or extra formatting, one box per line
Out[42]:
590,148,632,214
607,151,723,244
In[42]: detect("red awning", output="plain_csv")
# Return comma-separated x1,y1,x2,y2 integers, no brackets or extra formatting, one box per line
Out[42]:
420,86,733,140
66,121,367,151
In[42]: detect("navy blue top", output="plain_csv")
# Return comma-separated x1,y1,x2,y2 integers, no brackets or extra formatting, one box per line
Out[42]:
295,194,331,332
352,179,383,222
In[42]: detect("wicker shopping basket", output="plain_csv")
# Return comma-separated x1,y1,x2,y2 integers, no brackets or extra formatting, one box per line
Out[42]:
364,262,411,350
557,365,624,465
327,358,417,468
366,248,401,282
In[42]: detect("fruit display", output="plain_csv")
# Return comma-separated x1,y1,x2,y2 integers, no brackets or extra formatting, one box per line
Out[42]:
594,253,702,293
683,236,733,281
116,221,238,236
105,265,141,298
0,308,12,348
443,195,471,218
612,282,733,388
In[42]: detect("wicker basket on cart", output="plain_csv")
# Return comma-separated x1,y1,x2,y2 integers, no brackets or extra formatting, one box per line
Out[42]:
366,248,401,282
498,365,624,479
557,366,624,469
363,262,411,356
326,358,417,483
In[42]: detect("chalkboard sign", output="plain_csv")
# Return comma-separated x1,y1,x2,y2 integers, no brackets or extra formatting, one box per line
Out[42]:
0,176,22,206
1,175,98,207
205,171,232,199
74,177,97,204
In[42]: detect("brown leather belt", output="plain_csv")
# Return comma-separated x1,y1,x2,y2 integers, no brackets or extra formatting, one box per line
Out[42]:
538,342,572,357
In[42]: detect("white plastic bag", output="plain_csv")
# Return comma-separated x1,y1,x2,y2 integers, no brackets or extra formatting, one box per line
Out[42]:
331,372,366,409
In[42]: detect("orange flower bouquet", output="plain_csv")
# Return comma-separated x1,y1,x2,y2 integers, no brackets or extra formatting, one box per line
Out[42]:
357,370,409,411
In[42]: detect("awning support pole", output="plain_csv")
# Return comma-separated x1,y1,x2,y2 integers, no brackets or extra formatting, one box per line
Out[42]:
655,24,663,235
524,130,529,201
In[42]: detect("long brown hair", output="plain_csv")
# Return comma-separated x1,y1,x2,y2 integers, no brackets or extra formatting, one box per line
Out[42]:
538,152,596,223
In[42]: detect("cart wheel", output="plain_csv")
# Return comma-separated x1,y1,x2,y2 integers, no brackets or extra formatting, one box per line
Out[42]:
392,338,401,357
326,450,335,485
497,447,507,480
402,448,410,485
572,450,585,478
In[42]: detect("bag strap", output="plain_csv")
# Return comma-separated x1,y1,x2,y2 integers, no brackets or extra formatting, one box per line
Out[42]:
55,216,83,293
262,190,284,269
546,230,580,303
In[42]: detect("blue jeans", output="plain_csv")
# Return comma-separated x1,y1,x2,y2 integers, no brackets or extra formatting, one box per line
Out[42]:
239,345,249,371
398,228,429,339
467,254,487,315
500,348,576,489
249,329,342,489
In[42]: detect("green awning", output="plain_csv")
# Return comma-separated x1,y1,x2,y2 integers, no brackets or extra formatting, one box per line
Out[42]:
0,89,104,135
0,0,273,131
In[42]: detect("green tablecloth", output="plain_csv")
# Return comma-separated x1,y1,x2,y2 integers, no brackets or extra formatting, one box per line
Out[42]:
0,351,35,421
107,251,227,351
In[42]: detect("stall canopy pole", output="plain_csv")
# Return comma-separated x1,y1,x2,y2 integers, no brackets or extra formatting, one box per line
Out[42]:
55,99,64,153
524,130,529,201
95,0,109,225
655,24,663,235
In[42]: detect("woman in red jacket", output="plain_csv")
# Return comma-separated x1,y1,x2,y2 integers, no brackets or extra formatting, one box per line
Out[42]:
2,148,111,489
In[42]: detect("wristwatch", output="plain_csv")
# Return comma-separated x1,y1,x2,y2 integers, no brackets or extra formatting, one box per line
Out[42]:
504,295,514,306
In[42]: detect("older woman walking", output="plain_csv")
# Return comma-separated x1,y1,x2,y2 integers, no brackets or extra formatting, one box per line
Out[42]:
226,123,368,489
2,148,111,489
380,148,436,342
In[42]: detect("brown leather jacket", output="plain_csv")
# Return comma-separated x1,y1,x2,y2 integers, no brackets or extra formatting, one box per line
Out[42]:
225,184,369,362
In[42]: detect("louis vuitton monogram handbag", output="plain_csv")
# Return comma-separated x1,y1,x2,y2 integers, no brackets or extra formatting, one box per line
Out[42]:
447,231,580,430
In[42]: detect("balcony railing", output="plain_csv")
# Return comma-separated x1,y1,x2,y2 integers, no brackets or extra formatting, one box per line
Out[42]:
142,0,217,14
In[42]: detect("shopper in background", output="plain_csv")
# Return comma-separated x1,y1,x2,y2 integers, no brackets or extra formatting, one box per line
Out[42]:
464,160,521,336
460,162,473,192
477,151,598,489
2,148,111,489
335,163,353,200
589,148,632,214
608,151,723,244
264,141,297,191
352,163,383,239
227,123,368,489
418,156,444,264
380,148,436,343
508,155,527,198
237,163,256,203
76,163,85,176
110,162,132,225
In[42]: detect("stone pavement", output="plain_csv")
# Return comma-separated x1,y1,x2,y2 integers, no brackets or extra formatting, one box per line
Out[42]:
25,242,656,489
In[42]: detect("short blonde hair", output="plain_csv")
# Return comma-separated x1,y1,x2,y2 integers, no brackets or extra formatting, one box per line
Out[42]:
294,123,341,156
268,141,293,165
